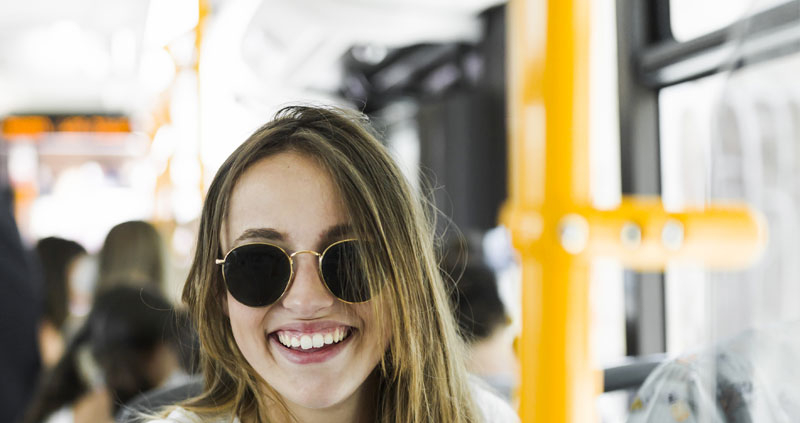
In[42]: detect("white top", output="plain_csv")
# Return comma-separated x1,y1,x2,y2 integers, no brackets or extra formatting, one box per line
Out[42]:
148,380,519,423
471,379,521,423
43,407,73,423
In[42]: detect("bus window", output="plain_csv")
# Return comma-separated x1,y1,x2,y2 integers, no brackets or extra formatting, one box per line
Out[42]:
659,52,800,355
670,0,792,41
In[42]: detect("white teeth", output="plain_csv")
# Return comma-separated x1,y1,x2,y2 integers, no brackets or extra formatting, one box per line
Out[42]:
275,328,350,349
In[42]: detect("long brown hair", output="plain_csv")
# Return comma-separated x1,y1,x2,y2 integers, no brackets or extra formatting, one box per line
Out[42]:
180,105,480,422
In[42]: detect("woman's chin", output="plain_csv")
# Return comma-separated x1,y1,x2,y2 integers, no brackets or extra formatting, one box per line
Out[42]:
270,365,378,418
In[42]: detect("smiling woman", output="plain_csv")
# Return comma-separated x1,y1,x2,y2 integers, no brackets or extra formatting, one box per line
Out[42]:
148,105,518,423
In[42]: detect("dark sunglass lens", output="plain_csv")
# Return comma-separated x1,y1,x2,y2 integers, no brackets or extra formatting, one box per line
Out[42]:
223,244,291,307
321,240,370,302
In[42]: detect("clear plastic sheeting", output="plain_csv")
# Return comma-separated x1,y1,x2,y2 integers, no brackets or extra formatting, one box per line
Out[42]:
628,321,800,422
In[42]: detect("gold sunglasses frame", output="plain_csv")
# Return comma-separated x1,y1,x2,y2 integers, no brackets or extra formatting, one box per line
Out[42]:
215,238,366,305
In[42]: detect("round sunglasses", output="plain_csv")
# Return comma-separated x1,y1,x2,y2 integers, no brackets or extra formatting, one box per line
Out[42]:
215,239,371,307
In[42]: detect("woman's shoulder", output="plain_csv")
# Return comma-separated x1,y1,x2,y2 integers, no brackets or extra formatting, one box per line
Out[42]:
470,378,520,423
144,407,200,423
145,407,239,423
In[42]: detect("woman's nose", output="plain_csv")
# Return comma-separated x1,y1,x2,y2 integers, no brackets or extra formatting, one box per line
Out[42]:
279,252,335,314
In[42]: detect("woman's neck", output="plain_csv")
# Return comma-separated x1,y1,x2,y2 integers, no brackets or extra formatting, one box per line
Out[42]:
267,374,378,423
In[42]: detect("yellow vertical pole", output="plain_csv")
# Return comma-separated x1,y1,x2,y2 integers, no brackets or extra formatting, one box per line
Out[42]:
196,0,209,192
505,0,595,421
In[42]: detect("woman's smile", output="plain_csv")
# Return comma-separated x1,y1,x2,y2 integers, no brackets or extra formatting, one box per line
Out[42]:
266,321,357,365
269,328,356,365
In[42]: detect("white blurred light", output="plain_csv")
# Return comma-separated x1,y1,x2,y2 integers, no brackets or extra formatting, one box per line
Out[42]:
171,226,197,261
198,0,271,179
169,154,201,188
111,28,138,75
143,0,199,47
125,161,158,194
150,125,177,171
30,173,153,252
171,186,202,224
165,31,199,68
52,162,105,196
17,20,110,79
589,0,621,210
170,70,199,130
30,187,153,251
671,0,791,41
155,186,173,222
8,143,38,184
139,47,176,94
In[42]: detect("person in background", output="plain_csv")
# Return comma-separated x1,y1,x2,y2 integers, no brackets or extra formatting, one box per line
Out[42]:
34,237,87,368
97,220,165,295
442,239,519,401
0,187,42,423
23,286,187,423
96,220,201,396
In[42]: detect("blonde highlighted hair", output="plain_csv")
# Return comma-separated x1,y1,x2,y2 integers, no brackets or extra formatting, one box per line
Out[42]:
180,105,481,422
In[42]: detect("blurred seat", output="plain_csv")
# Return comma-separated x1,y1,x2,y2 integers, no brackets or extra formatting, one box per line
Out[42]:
602,354,665,392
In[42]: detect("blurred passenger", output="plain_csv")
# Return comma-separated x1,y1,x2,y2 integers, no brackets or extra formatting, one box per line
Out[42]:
96,220,200,388
23,286,186,423
97,221,165,295
0,187,42,423
34,237,87,368
443,238,519,401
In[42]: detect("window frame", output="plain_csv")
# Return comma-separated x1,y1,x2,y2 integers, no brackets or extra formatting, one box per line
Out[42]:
616,0,800,358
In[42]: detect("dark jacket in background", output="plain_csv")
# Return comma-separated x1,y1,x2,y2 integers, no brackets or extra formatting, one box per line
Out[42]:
0,187,41,423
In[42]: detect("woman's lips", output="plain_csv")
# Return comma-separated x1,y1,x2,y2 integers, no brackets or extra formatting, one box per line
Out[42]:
268,327,355,365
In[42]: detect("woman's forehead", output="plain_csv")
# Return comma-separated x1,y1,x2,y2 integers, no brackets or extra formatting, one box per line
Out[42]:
222,152,349,250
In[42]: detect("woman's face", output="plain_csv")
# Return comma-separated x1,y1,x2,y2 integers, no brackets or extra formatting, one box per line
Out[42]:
222,151,387,417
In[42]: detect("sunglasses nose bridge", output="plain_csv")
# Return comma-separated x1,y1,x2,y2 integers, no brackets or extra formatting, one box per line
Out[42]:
281,249,335,312
288,250,324,280
289,250,322,259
